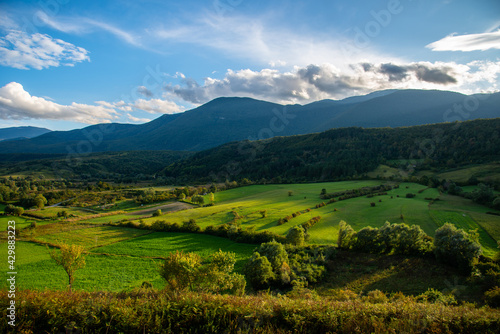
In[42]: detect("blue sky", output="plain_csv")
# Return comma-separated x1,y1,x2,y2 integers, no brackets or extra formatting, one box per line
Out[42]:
0,0,499,130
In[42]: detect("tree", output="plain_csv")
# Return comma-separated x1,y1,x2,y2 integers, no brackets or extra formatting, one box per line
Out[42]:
286,225,305,246
152,209,162,217
337,220,356,250
159,251,201,291
470,183,495,205
259,210,267,218
34,194,47,209
181,219,201,232
49,244,86,292
209,192,215,204
177,193,186,201
434,223,482,274
5,205,24,216
257,240,288,272
192,195,205,205
159,250,245,295
244,252,275,289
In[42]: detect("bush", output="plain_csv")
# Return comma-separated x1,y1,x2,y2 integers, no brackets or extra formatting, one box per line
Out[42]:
434,223,482,274
484,286,500,307
181,219,201,233
286,225,305,246
337,220,355,250
363,290,388,304
416,288,457,305
370,202,376,207
152,209,162,217
243,252,275,289
406,193,416,198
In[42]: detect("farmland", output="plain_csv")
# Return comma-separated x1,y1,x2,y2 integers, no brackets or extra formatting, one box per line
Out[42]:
1,179,499,293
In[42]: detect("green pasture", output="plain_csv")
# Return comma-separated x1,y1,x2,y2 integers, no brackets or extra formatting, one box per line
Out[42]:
92,232,256,271
34,225,153,249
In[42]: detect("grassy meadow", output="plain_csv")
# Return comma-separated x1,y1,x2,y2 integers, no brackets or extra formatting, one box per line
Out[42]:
1,179,499,294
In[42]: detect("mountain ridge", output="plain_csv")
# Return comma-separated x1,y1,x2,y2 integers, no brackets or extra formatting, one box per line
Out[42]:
0,89,498,154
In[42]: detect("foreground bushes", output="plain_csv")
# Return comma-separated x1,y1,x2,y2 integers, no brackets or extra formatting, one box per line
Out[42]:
2,289,500,333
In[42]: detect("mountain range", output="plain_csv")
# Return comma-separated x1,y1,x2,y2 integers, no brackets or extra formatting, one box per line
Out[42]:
0,89,499,154
0,126,52,142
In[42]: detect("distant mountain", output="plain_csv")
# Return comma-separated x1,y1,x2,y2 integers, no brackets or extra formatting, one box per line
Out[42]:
0,89,499,154
0,126,51,141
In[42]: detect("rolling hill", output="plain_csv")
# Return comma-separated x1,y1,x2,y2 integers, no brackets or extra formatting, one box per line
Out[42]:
0,89,499,154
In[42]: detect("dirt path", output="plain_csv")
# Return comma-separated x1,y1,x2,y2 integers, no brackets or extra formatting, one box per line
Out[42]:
129,201,195,216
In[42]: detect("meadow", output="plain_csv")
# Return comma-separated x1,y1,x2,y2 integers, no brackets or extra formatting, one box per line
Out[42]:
1,179,499,294
103,181,500,256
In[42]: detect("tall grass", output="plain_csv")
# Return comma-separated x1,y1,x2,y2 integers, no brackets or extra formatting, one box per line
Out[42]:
2,289,499,333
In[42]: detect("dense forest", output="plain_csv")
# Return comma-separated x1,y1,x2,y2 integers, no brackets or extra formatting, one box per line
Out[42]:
162,118,500,183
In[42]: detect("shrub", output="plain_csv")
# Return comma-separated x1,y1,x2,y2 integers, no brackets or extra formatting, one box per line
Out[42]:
337,220,355,250
258,240,289,272
286,225,305,246
416,288,457,305
406,193,415,198
181,219,201,233
260,210,267,218
152,209,162,217
434,223,482,274
363,290,388,304
484,286,500,307
370,202,376,207
244,252,275,289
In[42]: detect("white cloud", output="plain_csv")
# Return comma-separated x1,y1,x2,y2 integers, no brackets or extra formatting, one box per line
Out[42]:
166,60,500,105
130,98,184,114
0,82,118,124
0,30,89,70
426,30,500,52
127,113,152,123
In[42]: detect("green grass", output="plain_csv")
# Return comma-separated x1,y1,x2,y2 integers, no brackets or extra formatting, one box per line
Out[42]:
0,230,256,292
33,225,153,249
366,164,401,179
0,216,32,231
92,232,256,272
0,241,162,291
25,206,94,219
437,162,500,184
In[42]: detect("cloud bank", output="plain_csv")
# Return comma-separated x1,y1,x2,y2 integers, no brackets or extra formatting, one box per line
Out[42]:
166,61,500,105
0,30,89,70
0,82,117,124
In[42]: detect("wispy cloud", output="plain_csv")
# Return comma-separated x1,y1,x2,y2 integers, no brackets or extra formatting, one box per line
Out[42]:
0,30,89,70
0,82,117,124
165,61,500,104
38,12,142,47
153,12,396,68
427,29,500,52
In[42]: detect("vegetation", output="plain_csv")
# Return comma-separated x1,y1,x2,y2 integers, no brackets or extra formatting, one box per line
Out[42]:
49,243,87,292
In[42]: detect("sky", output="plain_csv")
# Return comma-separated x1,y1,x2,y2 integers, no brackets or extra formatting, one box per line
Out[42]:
0,0,499,131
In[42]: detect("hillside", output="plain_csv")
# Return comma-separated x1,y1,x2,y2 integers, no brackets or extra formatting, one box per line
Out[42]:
161,118,500,183
0,89,499,153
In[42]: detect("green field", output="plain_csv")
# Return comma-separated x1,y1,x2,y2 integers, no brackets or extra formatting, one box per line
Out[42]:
104,181,499,255
437,162,500,184
0,229,256,291
1,180,499,293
